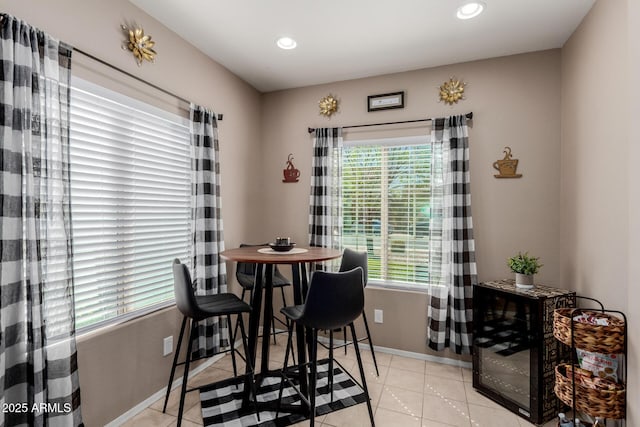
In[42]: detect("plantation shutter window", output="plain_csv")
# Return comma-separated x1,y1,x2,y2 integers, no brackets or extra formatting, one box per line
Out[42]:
69,78,191,330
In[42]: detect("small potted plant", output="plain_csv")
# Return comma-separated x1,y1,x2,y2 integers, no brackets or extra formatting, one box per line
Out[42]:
507,252,542,289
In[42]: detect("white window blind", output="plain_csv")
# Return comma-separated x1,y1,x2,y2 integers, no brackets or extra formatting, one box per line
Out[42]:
342,136,443,289
69,78,191,331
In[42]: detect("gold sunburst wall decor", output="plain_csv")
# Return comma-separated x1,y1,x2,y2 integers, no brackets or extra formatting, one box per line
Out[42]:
319,94,339,117
438,77,466,105
121,23,157,66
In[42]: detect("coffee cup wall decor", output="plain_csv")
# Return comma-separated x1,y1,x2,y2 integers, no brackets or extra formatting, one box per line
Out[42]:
283,153,300,183
493,146,522,178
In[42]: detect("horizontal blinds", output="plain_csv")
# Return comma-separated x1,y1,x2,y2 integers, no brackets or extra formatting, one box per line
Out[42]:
69,79,191,330
342,141,442,286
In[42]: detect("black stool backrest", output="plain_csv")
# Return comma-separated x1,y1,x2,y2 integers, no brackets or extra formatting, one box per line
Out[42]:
236,243,291,289
339,248,368,287
302,267,364,330
236,243,263,274
235,243,268,288
172,259,199,319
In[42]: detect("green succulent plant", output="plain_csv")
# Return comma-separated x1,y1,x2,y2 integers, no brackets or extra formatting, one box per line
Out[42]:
507,252,542,275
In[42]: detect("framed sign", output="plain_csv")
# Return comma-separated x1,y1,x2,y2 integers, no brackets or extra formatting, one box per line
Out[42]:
367,91,404,112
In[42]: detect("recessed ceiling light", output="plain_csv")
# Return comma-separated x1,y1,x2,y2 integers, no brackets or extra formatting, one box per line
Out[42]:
456,1,486,20
276,36,297,50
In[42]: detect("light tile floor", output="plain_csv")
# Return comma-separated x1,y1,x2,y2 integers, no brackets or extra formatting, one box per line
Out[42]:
122,334,558,427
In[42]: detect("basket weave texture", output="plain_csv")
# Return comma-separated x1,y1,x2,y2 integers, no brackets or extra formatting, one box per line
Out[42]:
553,309,625,354
554,364,625,419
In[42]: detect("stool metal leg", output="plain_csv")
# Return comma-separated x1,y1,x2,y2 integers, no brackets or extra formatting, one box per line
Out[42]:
309,329,319,427
163,316,187,413
350,323,375,427
361,311,379,376
343,327,348,355
233,287,248,349
328,330,334,402
280,286,296,365
237,314,260,422
228,314,238,378
271,310,278,344
177,319,196,427
275,321,296,419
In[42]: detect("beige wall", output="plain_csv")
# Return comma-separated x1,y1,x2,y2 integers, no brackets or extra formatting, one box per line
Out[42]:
5,0,637,424
260,50,563,356
561,0,637,423
628,0,640,423
627,0,640,424
560,0,628,309
3,1,262,426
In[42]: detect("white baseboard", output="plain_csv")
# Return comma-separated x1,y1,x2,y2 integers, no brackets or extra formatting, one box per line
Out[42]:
316,332,472,369
107,331,470,426
104,347,231,427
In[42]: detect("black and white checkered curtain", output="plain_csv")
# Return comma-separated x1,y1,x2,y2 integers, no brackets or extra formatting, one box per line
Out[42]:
0,14,83,426
189,104,228,358
308,128,343,269
427,115,477,354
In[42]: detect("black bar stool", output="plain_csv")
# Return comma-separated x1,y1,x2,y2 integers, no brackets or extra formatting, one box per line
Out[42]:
162,259,256,427
330,248,379,376
276,267,375,427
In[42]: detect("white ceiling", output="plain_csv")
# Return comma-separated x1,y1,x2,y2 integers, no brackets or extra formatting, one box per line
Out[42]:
129,0,595,93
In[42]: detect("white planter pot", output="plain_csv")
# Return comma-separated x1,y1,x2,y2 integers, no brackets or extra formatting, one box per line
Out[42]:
515,273,534,289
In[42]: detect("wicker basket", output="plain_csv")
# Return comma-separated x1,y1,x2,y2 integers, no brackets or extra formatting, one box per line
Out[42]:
553,308,625,354
554,364,625,419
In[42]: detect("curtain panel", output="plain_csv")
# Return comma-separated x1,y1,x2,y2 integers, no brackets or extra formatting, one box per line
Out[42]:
0,14,83,426
308,128,343,269
427,115,477,354
189,104,228,358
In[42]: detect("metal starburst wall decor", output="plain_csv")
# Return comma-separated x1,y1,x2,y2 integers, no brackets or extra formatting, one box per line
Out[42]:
319,94,339,117
121,23,157,66
439,77,466,105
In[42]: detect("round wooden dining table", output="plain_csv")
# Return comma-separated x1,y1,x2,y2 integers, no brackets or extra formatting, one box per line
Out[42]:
220,245,342,411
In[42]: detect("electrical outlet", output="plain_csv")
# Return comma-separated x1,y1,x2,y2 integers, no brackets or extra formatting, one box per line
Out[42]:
374,309,383,324
163,336,173,356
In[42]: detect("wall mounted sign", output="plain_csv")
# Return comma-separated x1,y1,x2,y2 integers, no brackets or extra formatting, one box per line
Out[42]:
121,23,157,66
438,77,466,105
283,154,300,183
367,91,404,112
493,147,522,178
319,94,339,117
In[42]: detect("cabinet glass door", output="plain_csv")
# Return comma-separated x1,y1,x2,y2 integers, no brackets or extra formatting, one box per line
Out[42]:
474,291,533,410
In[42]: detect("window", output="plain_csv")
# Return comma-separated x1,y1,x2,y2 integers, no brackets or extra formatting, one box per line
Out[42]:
69,78,191,331
342,136,443,290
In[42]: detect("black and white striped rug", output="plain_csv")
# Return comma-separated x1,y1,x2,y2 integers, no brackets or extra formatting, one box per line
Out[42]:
200,359,367,426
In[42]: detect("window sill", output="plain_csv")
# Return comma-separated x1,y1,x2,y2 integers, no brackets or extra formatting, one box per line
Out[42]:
76,300,175,340
367,281,436,294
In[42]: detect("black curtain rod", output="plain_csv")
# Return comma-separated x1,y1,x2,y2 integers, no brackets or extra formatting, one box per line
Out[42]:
307,112,472,134
73,48,223,121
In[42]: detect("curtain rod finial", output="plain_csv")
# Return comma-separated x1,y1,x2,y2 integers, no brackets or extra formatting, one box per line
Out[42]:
217,113,223,121
308,127,315,134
